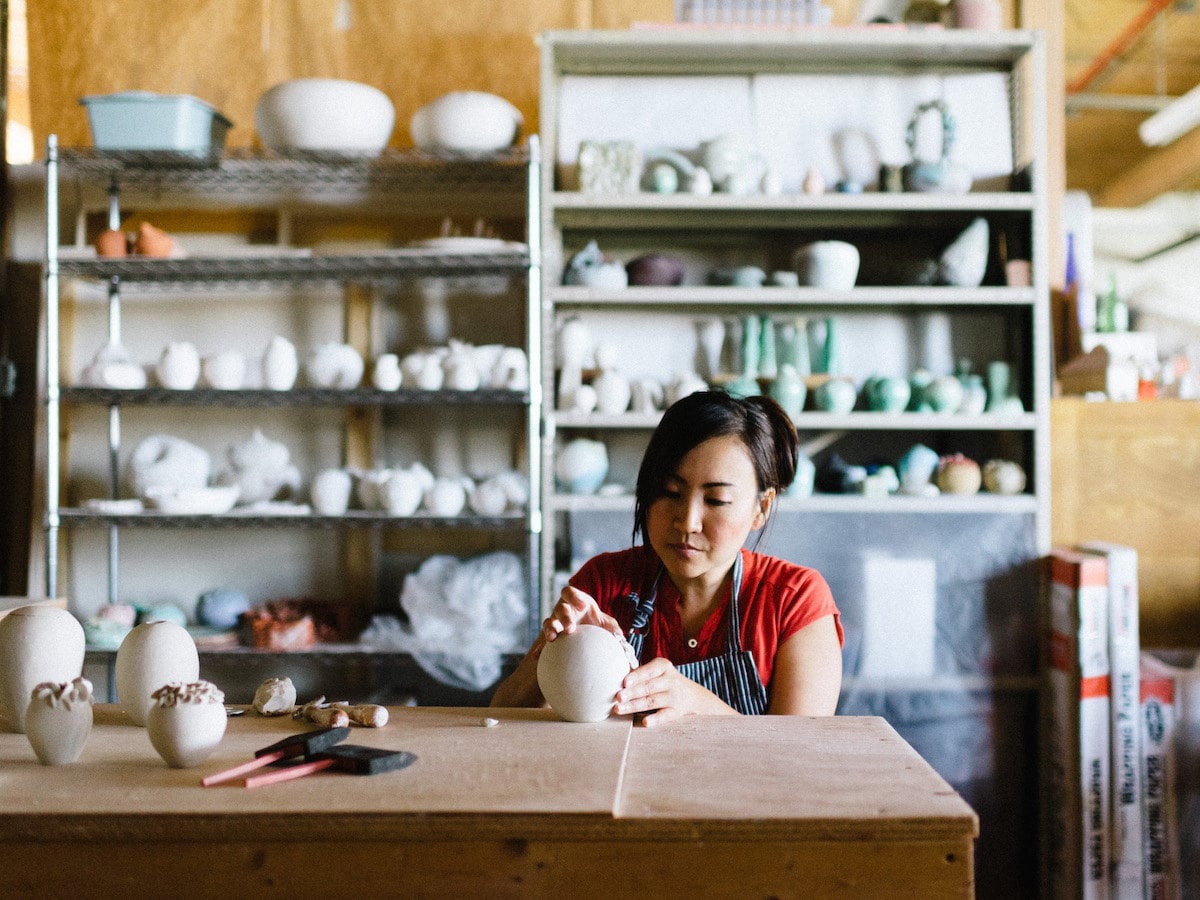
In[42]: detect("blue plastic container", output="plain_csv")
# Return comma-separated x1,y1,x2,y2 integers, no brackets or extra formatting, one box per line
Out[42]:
80,91,232,157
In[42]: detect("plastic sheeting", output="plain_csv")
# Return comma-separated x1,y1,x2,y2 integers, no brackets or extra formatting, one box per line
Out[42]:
360,551,528,692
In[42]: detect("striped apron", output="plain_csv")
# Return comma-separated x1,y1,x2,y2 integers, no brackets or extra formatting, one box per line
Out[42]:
626,551,769,716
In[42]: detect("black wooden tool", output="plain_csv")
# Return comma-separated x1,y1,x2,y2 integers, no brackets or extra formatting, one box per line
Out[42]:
200,726,351,786
243,744,417,789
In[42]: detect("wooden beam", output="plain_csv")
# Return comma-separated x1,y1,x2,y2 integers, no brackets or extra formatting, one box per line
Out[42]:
1098,125,1200,207
1019,0,1066,287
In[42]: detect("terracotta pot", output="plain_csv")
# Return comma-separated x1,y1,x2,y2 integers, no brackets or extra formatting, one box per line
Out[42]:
95,228,128,258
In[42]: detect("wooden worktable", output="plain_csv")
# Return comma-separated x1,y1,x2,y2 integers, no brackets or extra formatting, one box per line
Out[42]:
1,706,977,897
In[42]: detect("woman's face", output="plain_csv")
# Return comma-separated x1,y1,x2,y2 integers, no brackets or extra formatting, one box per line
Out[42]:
646,434,771,593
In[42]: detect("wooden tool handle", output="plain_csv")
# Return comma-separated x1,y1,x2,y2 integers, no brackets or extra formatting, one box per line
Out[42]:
244,757,336,789
333,703,389,728
304,706,350,728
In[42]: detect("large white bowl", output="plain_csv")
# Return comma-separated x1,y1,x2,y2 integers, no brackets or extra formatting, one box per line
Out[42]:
410,91,522,154
255,78,395,156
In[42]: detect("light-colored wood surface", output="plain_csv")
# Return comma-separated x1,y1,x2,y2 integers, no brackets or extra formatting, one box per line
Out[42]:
1051,397,1200,647
619,715,976,835
0,705,631,816
0,706,976,897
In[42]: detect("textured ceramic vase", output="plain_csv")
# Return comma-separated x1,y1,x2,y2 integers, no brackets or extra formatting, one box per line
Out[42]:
25,677,93,765
115,621,200,726
146,681,227,768
937,454,982,495
0,605,86,733
537,625,634,722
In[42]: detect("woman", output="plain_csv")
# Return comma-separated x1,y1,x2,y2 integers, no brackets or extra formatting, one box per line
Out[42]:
492,391,843,724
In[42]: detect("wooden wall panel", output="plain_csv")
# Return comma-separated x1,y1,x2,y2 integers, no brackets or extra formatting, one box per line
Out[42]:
1051,397,1200,648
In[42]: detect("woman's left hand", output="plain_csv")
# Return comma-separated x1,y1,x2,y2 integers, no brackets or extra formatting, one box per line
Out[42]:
614,657,737,726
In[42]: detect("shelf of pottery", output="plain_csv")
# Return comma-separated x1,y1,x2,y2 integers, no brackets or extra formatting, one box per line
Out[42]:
42,139,543,654
538,28,1050,674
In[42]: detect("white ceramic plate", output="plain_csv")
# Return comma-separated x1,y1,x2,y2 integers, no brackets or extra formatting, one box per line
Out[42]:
406,236,526,253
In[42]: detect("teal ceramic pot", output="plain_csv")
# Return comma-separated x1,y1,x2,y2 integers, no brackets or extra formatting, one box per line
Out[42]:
768,363,806,420
908,368,933,411
814,378,857,414
724,374,761,399
867,376,911,413
925,375,964,414
898,443,939,494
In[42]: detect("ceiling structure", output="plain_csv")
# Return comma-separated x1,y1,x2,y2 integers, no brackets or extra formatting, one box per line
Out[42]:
1065,0,1200,206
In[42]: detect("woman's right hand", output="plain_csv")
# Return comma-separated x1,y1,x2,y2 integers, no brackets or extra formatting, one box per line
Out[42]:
542,586,623,644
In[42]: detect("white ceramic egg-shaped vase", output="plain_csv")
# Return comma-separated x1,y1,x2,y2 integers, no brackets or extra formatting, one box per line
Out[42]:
0,605,86,733
536,625,634,722
146,681,227,768
115,621,200,726
25,677,94,765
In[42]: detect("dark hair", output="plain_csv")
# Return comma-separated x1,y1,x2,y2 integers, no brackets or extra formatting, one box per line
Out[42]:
632,391,799,545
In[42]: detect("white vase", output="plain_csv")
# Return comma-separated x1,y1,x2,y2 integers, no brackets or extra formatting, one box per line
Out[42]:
424,477,467,517
202,350,246,390
306,343,364,389
381,468,424,517
0,606,85,733
593,368,631,415
311,468,352,515
371,353,402,391
115,621,200,726
262,336,299,390
155,342,201,390
793,241,860,290
146,681,227,768
24,677,93,765
696,319,725,381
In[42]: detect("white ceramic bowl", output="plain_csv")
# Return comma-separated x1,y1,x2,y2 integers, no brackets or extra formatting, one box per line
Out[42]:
410,91,521,154
144,484,240,515
255,78,395,156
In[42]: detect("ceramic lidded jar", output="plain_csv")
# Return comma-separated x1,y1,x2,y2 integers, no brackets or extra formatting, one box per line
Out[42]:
25,677,93,765
146,681,227,768
115,621,200,726
0,605,86,733
537,625,635,722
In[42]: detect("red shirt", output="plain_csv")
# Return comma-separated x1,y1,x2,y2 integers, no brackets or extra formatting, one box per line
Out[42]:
569,546,843,689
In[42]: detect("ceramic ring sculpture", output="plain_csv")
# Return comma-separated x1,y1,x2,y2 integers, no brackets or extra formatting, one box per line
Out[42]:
537,625,634,722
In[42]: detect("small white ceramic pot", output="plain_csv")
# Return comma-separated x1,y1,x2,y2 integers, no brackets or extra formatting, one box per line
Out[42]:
793,241,861,290
262,336,299,391
115,621,200,726
410,91,521,154
380,469,424,517
937,454,982,495
593,369,631,415
255,78,395,156
982,459,1027,495
537,625,633,722
468,477,510,516
555,438,609,495
146,681,227,768
202,351,247,390
0,606,86,733
25,677,93,765
311,468,353,515
423,477,467,517
372,354,402,391
306,343,364,390
156,342,201,390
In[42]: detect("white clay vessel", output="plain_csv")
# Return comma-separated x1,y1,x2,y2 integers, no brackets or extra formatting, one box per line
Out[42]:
156,342,201,390
536,624,634,722
256,78,394,156
410,91,521,154
25,677,93,765
115,621,200,726
0,605,86,733
146,681,227,768
262,336,300,390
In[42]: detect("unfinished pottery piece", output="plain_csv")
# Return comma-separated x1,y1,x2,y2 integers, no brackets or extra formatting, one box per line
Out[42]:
221,429,302,505
146,681,227,768
156,342,201,390
793,241,860,290
938,217,989,287
937,453,982,495
555,438,608,495
982,459,1027,495
306,343,364,389
24,677,93,765
130,434,211,499
311,468,353,515
537,624,634,722
0,606,86,733
410,91,521,155
81,341,147,389
262,336,299,390
201,350,246,390
372,353,402,391
115,621,200,726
